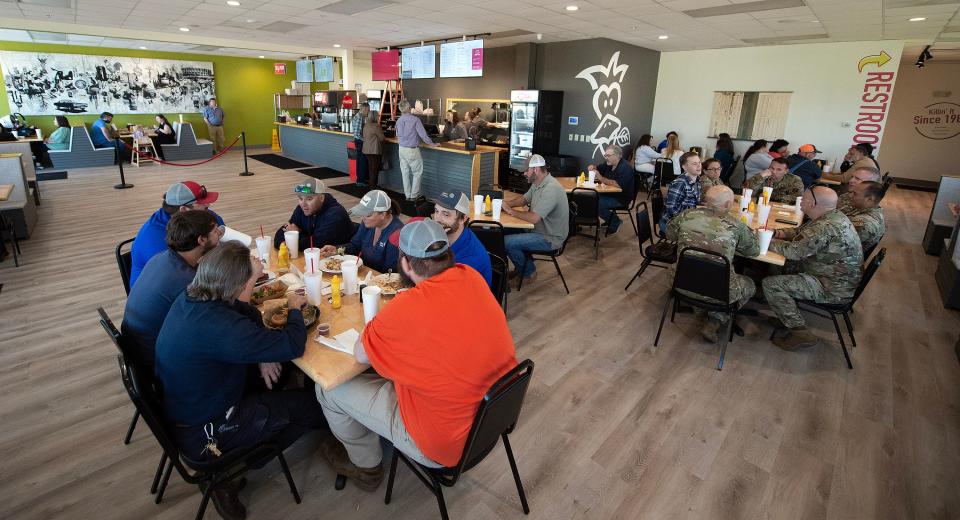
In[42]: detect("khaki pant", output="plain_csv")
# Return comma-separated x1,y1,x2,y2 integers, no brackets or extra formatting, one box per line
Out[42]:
207,123,225,153
315,373,441,469
398,146,423,199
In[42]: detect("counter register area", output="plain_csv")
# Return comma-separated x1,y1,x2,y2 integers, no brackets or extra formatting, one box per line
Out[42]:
275,122,501,199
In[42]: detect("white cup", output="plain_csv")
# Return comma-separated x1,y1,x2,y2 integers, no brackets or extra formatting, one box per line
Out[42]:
341,260,359,295
284,230,300,258
588,169,597,184
473,195,483,215
758,229,774,255
304,272,324,306
255,236,271,263
744,212,754,226
740,189,752,210
303,247,321,274
757,204,772,227
823,163,832,173
362,285,381,324
762,186,773,204
35,128,42,139
795,196,803,212
491,199,503,220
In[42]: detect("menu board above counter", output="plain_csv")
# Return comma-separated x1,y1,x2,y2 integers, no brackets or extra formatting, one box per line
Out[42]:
401,45,436,79
439,40,483,78
314,57,334,82
296,60,314,83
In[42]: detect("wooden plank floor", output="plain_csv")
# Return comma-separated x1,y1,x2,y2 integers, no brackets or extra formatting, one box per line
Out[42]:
1,153,958,519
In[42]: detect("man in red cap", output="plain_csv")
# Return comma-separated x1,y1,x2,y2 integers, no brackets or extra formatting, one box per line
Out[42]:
785,144,823,188
130,181,224,287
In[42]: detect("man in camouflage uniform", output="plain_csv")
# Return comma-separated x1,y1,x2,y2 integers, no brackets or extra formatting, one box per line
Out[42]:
744,157,804,203
763,186,863,350
700,158,725,192
837,166,881,214
844,181,885,254
667,185,759,343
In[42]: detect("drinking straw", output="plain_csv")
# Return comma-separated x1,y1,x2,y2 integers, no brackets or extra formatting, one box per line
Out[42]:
260,225,264,238
310,236,314,249
311,258,315,273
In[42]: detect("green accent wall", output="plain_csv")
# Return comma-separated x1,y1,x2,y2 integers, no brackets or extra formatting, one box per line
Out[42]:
0,41,302,145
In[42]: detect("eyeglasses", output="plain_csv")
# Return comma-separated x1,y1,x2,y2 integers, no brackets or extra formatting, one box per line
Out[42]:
807,188,817,206
294,183,315,194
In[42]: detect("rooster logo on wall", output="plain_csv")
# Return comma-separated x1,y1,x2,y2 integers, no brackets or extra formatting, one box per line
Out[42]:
576,51,631,160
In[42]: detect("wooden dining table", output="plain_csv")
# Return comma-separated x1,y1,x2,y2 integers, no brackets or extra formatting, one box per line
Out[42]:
251,242,385,390
729,197,805,266
467,201,534,229
556,176,623,193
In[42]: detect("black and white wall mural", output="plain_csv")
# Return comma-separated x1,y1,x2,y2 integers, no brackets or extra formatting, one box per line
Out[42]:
1,51,215,115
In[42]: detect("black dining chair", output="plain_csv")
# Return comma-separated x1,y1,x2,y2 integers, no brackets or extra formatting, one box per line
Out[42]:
721,155,741,184
795,248,886,370
624,202,676,291
384,360,534,520
468,220,507,261
517,201,577,294
863,235,883,263
1,214,21,267
488,253,509,311
115,237,135,295
570,187,601,259
653,247,740,370
654,158,675,186
610,173,641,236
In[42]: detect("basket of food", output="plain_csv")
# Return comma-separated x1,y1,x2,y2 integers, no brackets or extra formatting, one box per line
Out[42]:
369,273,406,295
262,301,319,330
250,280,288,306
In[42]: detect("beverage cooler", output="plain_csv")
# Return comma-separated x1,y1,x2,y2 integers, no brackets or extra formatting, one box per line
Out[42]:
508,90,564,171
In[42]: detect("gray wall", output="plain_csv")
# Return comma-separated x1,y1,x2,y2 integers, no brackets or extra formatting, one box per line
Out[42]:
402,46,526,102
536,38,660,168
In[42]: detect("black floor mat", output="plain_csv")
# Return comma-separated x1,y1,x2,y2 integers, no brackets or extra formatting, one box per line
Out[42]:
298,167,348,180
36,170,68,181
327,183,421,217
248,154,311,170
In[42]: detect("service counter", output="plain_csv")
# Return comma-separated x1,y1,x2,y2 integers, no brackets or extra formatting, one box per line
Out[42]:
275,122,502,198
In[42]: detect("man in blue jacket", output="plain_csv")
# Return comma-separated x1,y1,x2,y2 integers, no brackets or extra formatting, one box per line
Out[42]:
274,178,354,251
429,190,492,286
130,180,224,287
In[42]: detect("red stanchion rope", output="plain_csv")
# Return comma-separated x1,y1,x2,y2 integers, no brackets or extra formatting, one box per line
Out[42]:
121,134,242,167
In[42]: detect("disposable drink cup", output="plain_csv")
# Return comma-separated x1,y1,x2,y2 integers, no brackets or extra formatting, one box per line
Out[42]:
744,212,754,226
740,189,752,210
341,260,359,295
304,272,323,306
762,187,773,205
284,230,300,258
757,204,772,227
588,170,597,184
758,229,774,255
362,285,381,324
795,196,803,213
491,199,503,220
473,195,483,215
35,129,42,139
823,163,832,173
303,247,321,274
255,236,271,263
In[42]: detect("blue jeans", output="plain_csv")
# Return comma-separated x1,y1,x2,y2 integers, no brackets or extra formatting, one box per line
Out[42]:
598,195,624,230
504,232,554,277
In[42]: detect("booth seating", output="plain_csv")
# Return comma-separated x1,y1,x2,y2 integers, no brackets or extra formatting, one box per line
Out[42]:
48,125,116,169
0,153,38,239
161,123,213,161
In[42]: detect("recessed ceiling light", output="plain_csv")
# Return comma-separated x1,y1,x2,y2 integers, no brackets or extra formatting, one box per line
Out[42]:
179,27,190,32
226,0,241,5
245,19,256,23
333,43,341,48
909,17,926,21
565,5,579,11
139,46,147,49
658,35,669,40
258,55,265,58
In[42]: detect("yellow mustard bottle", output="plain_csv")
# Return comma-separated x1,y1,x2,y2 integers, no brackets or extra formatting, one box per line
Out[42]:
578,172,585,186
748,201,756,214
331,275,341,309
484,194,492,213
277,242,290,268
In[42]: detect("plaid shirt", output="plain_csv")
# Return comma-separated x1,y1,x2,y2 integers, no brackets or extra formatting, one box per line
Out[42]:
662,174,702,224
351,111,365,140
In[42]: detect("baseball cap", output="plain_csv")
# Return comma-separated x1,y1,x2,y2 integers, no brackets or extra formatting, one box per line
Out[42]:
292,178,325,195
165,180,218,206
398,219,449,258
433,190,470,214
350,189,392,216
528,154,546,168
798,144,821,154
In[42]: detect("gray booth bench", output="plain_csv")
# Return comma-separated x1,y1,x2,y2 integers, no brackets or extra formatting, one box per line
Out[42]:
48,125,116,169
161,123,213,161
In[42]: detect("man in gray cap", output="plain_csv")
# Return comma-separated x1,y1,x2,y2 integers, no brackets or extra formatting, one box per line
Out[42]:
273,178,353,252
431,190,492,286
319,189,403,274
130,180,224,288
502,154,570,282
315,219,517,491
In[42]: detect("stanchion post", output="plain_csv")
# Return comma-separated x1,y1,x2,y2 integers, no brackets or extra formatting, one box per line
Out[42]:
239,131,254,176
114,140,134,189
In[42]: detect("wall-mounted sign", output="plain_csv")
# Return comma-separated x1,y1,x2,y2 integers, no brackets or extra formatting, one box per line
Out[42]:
913,102,960,140
274,63,286,75
575,51,631,161
852,49,898,146
568,116,578,126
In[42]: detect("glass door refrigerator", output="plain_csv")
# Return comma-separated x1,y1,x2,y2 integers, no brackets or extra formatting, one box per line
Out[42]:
509,90,564,171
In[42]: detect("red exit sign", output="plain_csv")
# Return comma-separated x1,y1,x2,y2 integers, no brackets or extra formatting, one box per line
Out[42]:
274,63,286,75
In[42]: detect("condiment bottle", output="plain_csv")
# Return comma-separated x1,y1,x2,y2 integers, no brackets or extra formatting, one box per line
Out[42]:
484,194,492,213
748,201,756,214
578,172,585,186
331,275,342,309
277,242,290,268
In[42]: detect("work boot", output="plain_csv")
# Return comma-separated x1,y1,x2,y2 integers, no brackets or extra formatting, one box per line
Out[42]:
700,317,723,343
318,435,384,492
202,481,247,520
772,327,819,351
766,316,790,339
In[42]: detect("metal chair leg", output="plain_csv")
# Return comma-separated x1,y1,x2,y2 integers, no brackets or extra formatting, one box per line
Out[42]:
830,314,853,370
124,410,139,445
717,318,734,371
842,312,856,347
195,481,213,520
502,434,530,514
150,453,168,494
384,449,400,504
335,474,346,490
552,257,570,294
155,460,173,503
435,481,450,520
624,259,651,291
653,294,672,347
670,298,678,323
277,452,301,504
517,256,530,291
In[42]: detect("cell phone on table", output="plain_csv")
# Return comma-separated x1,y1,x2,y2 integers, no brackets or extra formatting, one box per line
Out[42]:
775,218,799,225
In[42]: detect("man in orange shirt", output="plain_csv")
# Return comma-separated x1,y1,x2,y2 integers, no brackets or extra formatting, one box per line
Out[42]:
315,219,518,490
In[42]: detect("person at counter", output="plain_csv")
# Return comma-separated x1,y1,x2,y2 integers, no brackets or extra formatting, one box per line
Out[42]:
351,102,370,187
395,99,439,201
275,178,354,253
319,190,404,273
362,111,385,188
441,110,465,141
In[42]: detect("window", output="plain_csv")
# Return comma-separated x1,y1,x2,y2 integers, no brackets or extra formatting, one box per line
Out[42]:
709,91,792,140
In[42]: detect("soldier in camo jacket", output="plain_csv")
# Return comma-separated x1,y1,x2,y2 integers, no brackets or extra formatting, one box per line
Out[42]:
744,157,804,204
